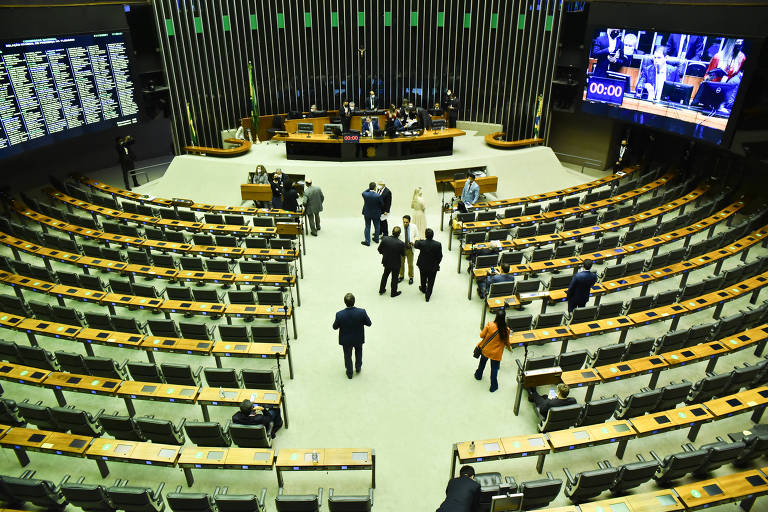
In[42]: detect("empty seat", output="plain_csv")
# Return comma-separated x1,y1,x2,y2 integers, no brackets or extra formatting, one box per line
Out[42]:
537,404,583,432
570,305,598,324
55,351,89,374
0,398,26,426
476,211,497,222
204,368,242,388
653,330,688,354
564,466,619,503
160,363,202,386
51,305,84,326
148,319,180,338
694,440,747,476
609,459,659,494
84,356,129,380
242,369,280,391
50,406,104,436
687,373,732,403
622,337,654,360
230,424,272,448
61,481,117,512
18,345,60,371
506,314,533,332
535,312,563,329
228,291,255,305
108,483,166,512
515,279,542,295
193,288,225,303
99,414,146,441
652,448,709,484
218,325,251,342
184,421,232,447
504,206,523,218
557,350,589,372
327,488,373,512
166,286,194,301
179,322,215,340
135,417,186,445
654,381,693,412
3,474,68,510
127,362,164,383
588,343,625,367
84,312,114,331
517,475,562,510
275,488,321,512
578,397,618,426
17,401,60,431
596,300,624,319
615,388,662,419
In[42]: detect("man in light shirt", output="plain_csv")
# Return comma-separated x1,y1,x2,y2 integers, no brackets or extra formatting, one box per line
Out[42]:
460,173,479,207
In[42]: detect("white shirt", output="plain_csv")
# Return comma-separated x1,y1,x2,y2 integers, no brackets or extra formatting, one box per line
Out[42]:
654,65,667,101
402,223,418,244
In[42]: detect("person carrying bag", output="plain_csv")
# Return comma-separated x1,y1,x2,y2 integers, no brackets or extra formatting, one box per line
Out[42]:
473,311,512,392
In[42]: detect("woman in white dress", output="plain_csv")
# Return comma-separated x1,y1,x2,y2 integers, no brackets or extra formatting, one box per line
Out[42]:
411,187,427,238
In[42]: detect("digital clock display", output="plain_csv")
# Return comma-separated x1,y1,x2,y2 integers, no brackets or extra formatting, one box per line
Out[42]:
585,76,625,106
343,134,359,143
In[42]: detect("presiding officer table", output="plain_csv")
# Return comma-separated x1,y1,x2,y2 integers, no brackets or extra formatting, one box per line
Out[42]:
273,129,465,161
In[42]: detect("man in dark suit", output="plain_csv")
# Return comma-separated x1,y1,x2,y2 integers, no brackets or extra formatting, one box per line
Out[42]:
566,259,598,315
665,33,705,61
231,399,283,438
378,226,405,297
270,169,291,210
635,48,684,101
361,182,383,246
339,101,351,132
591,28,625,78
332,293,372,379
436,465,481,512
477,263,515,299
377,180,392,236
414,228,443,302
528,383,577,417
366,90,377,110
444,90,460,128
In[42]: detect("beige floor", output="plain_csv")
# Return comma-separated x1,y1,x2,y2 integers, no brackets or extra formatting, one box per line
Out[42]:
0,136,765,511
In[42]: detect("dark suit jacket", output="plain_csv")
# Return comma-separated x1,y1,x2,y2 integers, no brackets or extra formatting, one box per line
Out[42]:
270,175,291,198
592,33,625,77
362,189,383,217
332,306,372,346
378,236,405,270
567,270,598,308
283,188,298,212
414,239,443,272
232,410,272,427
636,61,683,99
436,476,481,512
665,34,704,61
379,187,392,213
366,95,377,110
535,394,578,418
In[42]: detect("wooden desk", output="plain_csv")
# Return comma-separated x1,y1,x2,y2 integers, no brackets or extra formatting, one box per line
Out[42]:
0,426,92,466
567,317,633,349
184,138,251,157
177,446,275,486
139,336,214,356
0,362,50,385
451,434,550,477
675,469,768,510
484,133,544,149
116,381,199,416
451,176,499,197
595,355,668,388
579,490,685,512
664,340,729,374
508,325,573,349
196,387,284,424
240,184,273,202
75,328,145,353
275,129,465,161
560,368,601,402
275,448,375,488
158,300,227,318
704,387,768,420
42,372,122,406
211,341,292,379
548,420,635,459
85,438,180,477
18,318,82,343
224,304,296,339
629,403,712,441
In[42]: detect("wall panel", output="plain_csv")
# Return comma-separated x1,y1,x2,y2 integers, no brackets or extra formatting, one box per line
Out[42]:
152,0,563,152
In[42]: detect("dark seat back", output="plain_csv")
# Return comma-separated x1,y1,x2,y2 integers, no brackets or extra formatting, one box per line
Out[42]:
135,417,185,445
229,424,272,448
167,492,218,512
3,475,67,509
578,398,618,426
61,483,116,512
538,404,583,432
99,414,145,441
655,449,709,483
50,406,103,436
610,460,658,494
565,467,619,503
519,477,562,510
108,485,165,512
184,421,232,447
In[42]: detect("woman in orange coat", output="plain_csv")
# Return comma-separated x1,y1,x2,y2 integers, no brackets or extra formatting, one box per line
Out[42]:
474,311,512,392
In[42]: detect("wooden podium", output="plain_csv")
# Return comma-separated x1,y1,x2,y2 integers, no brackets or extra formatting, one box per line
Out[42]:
240,184,272,202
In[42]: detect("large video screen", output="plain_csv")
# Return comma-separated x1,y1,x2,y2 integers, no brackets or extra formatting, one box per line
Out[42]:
0,31,139,159
581,27,753,145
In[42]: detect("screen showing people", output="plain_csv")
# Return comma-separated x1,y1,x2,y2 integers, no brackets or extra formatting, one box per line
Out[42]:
582,27,751,145
0,31,140,159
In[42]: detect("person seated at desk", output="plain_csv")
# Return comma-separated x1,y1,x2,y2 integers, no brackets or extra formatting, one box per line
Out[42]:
429,102,444,116
437,465,480,512
404,102,419,129
361,116,378,136
635,47,683,101
349,101,358,112
527,383,577,417
232,399,283,439
477,263,515,299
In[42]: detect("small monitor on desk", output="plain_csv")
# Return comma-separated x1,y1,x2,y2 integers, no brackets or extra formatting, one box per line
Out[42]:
691,81,738,113
309,110,327,117
660,81,693,105
432,119,447,129
297,123,314,134
324,123,343,134
490,493,523,512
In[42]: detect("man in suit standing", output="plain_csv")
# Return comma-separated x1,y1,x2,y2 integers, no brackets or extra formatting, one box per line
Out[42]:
414,228,442,302
591,28,625,78
361,182,383,246
378,226,405,297
399,215,417,285
366,90,377,110
340,101,351,132
303,178,324,237
270,169,291,210
332,293,372,379
444,90,460,128
377,180,392,236
436,465,481,512
566,259,598,316
460,173,480,207
635,47,683,101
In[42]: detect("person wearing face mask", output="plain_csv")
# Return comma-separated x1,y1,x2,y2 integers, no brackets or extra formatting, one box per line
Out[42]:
591,28,625,78
635,47,682,102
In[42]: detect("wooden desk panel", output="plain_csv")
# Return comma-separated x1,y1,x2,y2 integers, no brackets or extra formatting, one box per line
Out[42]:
704,387,768,418
548,420,635,451
211,342,287,359
0,362,50,384
580,491,684,512
85,438,180,466
0,427,92,455
116,381,199,403
140,336,214,355
595,355,667,381
664,341,729,367
196,388,281,407
508,326,573,347
275,448,373,469
75,329,145,349
675,469,768,509
18,318,81,339
568,316,633,337
630,404,711,436
560,368,601,388
42,372,122,395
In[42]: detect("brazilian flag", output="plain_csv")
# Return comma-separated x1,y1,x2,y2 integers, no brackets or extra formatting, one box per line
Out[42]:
533,94,543,139
186,102,198,145
249,61,259,138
